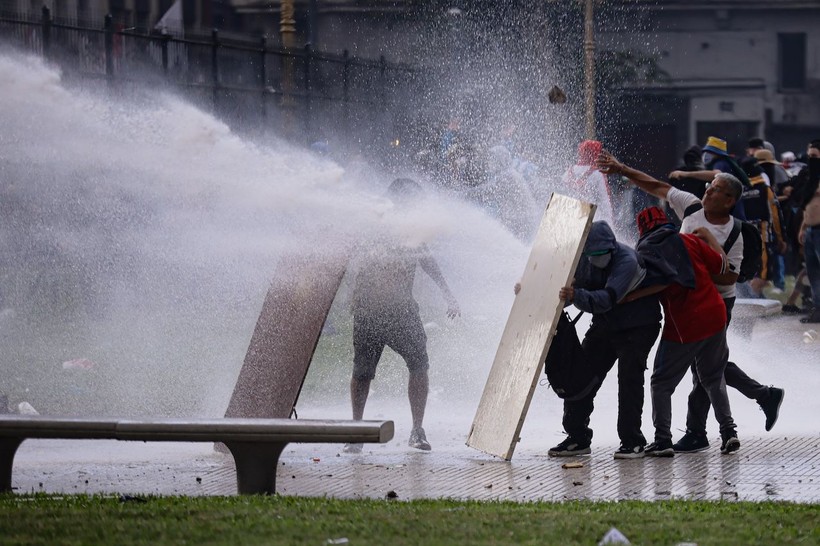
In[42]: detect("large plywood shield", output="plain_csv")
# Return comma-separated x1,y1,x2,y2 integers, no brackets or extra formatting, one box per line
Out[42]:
225,251,348,418
466,194,595,460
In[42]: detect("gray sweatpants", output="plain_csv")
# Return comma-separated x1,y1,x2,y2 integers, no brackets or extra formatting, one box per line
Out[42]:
651,329,735,443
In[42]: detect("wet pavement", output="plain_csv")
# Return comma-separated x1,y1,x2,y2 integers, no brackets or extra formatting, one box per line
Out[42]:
8,311,820,503
231,434,820,502
9,432,820,503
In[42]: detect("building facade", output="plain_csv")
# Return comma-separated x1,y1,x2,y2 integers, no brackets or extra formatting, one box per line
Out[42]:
597,0,820,175
2,0,818,173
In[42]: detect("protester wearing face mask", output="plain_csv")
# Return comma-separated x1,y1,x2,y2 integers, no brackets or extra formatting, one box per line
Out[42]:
669,136,750,220
547,221,662,459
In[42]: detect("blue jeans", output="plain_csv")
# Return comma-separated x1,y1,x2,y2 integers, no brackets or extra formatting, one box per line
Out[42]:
805,226,820,308
774,254,786,290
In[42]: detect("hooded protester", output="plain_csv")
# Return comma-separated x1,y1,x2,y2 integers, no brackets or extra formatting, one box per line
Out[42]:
630,207,739,457
546,221,661,459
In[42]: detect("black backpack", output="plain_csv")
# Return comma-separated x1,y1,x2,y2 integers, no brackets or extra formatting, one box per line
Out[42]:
683,203,762,283
544,311,599,401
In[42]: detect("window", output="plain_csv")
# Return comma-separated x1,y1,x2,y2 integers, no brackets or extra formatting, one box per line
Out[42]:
778,33,806,91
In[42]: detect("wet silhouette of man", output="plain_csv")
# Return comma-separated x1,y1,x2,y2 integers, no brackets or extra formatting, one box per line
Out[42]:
344,179,460,453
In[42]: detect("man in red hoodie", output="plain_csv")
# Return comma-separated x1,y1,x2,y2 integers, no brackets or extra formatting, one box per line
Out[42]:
623,206,740,456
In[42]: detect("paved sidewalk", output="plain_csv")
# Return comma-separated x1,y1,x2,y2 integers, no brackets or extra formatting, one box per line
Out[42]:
8,312,818,503
10,434,820,503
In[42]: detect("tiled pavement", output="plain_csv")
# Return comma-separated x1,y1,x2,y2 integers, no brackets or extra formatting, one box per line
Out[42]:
9,312,819,502
10,434,820,503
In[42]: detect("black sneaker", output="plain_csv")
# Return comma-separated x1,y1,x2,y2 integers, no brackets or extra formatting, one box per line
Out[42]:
760,387,785,432
613,444,645,459
547,437,591,457
645,441,674,457
720,430,740,454
673,431,710,453
800,311,820,324
782,304,805,315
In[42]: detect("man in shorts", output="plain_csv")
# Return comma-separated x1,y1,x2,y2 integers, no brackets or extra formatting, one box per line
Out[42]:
345,179,460,453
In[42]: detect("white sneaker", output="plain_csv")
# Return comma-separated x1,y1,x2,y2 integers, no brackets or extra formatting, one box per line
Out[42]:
409,427,431,451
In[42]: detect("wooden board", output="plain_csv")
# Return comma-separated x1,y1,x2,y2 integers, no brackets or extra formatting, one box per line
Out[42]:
466,194,595,460
224,251,348,419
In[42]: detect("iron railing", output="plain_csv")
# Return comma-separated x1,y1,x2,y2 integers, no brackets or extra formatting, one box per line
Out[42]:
0,6,423,148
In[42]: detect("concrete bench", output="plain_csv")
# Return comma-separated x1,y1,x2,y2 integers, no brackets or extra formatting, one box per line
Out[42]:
0,416,393,495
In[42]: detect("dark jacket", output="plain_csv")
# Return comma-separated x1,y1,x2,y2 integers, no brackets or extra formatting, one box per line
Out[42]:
572,222,661,330
636,226,696,290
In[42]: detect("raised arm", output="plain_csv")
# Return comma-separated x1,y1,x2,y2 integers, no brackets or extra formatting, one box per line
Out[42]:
597,151,672,200
621,283,669,303
669,169,720,182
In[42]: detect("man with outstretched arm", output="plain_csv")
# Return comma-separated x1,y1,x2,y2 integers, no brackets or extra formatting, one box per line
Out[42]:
344,178,460,454
597,152,784,453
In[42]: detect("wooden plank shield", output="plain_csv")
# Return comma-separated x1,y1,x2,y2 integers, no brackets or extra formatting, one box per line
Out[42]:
224,251,348,418
466,194,595,460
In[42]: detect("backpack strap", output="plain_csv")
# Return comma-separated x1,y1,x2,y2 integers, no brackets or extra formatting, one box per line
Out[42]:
683,202,703,218
722,218,742,254
570,310,584,325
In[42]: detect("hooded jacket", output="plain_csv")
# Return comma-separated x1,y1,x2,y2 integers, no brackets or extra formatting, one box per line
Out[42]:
572,222,661,330
636,225,696,290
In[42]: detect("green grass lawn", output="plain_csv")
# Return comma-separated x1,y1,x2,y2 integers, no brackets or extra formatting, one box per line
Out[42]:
1,495,817,545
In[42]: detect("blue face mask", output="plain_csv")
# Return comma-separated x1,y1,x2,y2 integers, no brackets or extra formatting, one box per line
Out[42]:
588,253,612,268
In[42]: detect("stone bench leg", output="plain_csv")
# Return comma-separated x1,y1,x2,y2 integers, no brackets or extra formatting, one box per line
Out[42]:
0,438,23,493
224,441,286,495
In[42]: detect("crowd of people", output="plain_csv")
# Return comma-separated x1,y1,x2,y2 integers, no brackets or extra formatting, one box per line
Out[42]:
544,136,818,459
346,130,820,459
330,128,818,457
665,136,820,324
420,125,819,324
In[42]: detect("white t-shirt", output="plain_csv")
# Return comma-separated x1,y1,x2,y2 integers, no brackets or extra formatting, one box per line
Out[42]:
666,187,743,299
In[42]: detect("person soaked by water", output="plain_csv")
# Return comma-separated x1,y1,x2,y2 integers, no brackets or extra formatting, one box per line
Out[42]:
545,221,662,460
344,178,460,454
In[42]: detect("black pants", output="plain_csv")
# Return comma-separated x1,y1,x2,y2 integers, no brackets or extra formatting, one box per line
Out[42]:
685,296,769,434
562,320,660,448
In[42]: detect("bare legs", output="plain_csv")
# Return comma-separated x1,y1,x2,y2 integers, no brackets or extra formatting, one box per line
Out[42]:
347,370,431,451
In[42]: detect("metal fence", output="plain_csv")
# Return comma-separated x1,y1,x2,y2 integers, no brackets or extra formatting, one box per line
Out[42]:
0,6,424,150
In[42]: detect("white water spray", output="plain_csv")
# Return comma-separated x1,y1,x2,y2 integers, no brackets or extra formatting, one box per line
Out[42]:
0,50,527,424
1,49,814,453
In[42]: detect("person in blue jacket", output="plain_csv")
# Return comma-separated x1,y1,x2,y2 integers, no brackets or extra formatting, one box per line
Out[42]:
549,221,662,459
